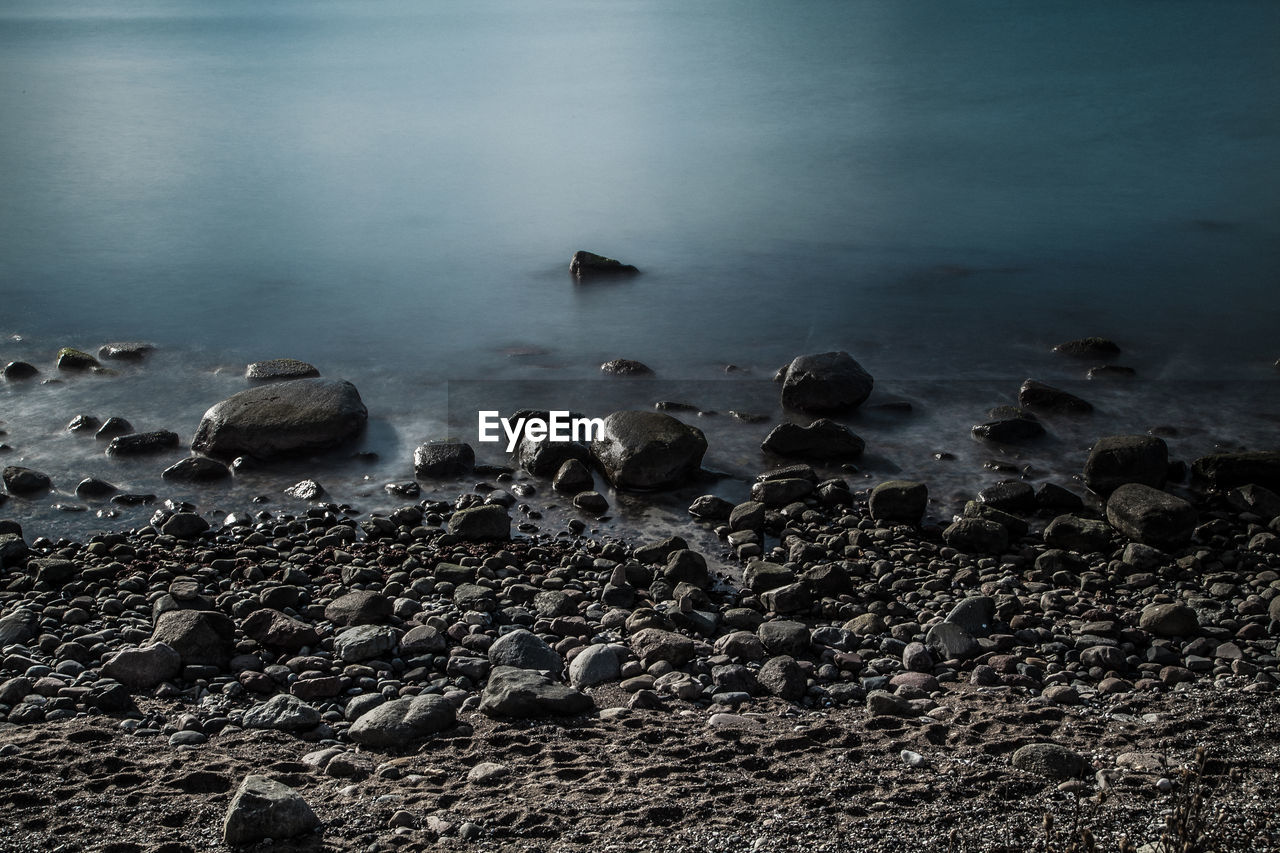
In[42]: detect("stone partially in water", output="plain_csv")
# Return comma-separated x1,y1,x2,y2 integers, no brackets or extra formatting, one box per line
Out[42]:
1018,379,1093,414
1052,337,1121,358
98,342,155,361
106,430,180,456
192,378,368,461
162,456,232,483
56,347,100,371
569,250,639,277
414,441,475,477
779,351,874,414
245,358,319,381
3,466,51,495
600,358,654,376
1083,434,1168,494
3,361,39,381
761,418,865,460
591,410,707,490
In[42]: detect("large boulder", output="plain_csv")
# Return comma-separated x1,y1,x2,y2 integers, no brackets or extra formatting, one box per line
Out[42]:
150,610,234,667
1105,484,1197,547
761,419,865,460
591,411,706,490
348,695,455,746
192,378,367,461
1191,451,1280,491
3,466,51,496
868,480,928,525
1018,380,1093,414
101,643,181,688
479,666,593,717
779,352,874,414
222,775,319,845
488,629,563,674
1083,434,1168,494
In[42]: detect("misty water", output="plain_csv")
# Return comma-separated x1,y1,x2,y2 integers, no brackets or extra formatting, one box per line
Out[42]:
2,0,1278,541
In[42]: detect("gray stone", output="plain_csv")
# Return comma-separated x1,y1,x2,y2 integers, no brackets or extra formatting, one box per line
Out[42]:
0,677,33,706
95,417,133,440
630,628,694,666
3,361,39,380
2,466,51,495
868,480,928,524
1106,484,1196,547
284,479,325,500
222,775,319,845
449,504,510,541
757,620,809,656
0,608,37,645
348,694,456,746
1012,743,1087,780
591,410,707,490
245,358,319,381
759,582,812,614
553,458,594,493
600,358,653,376
192,378,367,461
977,480,1037,514
663,549,709,587
568,644,621,689
56,347,99,371
1018,379,1093,414
150,609,234,667
750,477,814,506
160,512,210,539
1139,603,1199,638
1053,337,1120,358
414,441,475,477
1191,451,1280,491
98,342,154,361
780,351,874,413
400,625,448,656
761,419,865,460
943,517,1009,554
743,561,794,594
479,666,594,717
1043,514,1114,553
688,494,734,520
488,629,563,674
569,250,638,277
106,430,180,456
972,415,1045,443
242,609,320,650
325,590,391,627
573,490,609,513
729,501,766,531
162,457,232,483
925,621,977,661
1083,434,1168,494
757,655,806,702
101,643,181,688
945,596,996,637
242,694,322,732
866,689,915,717
29,557,76,586
334,624,398,663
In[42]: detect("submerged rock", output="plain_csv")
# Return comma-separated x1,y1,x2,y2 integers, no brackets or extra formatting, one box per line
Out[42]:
56,347,100,371
106,430,180,456
162,456,232,483
779,351,874,413
192,378,368,461
761,418,865,460
592,410,707,490
245,358,319,381
1052,337,1120,358
3,361,39,381
600,358,654,376
569,250,639,277
3,466,51,495
98,342,155,361
1018,379,1093,414
414,441,475,477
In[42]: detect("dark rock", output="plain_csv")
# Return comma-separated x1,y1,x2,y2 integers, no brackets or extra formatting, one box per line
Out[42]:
151,610,234,667
963,501,1028,539
106,430,180,456
972,414,1045,443
3,361,39,381
729,501,766,531
801,563,852,597
512,411,594,476
663,549,709,587
242,694,322,732
744,562,794,594
222,775,319,845
688,494,733,520
976,480,1036,513
1018,379,1093,414
1012,743,1087,779
945,597,996,637
160,512,210,539
591,410,706,490
761,418,865,460
1225,484,1280,520
2,466,51,495
29,557,76,585
98,342,154,361
553,458,594,493
1083,434,1168,494
1139,603,1199,638
162,456,232,483
57,347,100,371
95,417,134,440
192,379,367,461
757,655,806,702
325,591,392,627
0,533,30,570
1191,451,1280,490
943,518,1009,554
750,477,814,506
630,628,694,666
573,490,609,513
600,359,653,376
67,414,101,434
1036,482,1084,511
925,622,976,660
488,629,564,674
1042,514,1113,553
449,504,511,541
780,351,874,414
1088,365,1136,380
349,694,456,745
245,358,319,381
333,624,398,662
479,666,594,717
760,582,812,614
1052,337,1120,359
242,609,320,650
1106,484,1196,547
757,620,809,656
569,250,638,277
414,441,475,477
633,536,687,565
868,480,928,524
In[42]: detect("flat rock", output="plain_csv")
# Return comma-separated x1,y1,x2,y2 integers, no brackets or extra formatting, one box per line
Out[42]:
414,441,475,477
150,609,234,667
242,694,322,732
245,358,319,381
192,378,367,461
600,358,653,376
569,250,638,277
479,666,593,717
1012,743,1087,780
1018,379,1093,414
1106,484,1196,547
1052,337,1120,358
1191,451,1280,490
106,430,180,456
98,342,155,361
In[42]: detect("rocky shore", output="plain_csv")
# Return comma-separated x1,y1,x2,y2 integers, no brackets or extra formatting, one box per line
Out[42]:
1,343,1279,852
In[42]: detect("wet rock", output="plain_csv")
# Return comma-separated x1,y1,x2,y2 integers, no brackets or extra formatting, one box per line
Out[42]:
98,342,154,361
1036,482,1084,511
3,466,51,495
1088,365,1136,380
1105,484,1196,547
943,518,1009,554
513,413,594,476
1052,337,1120,358
591,410,707,490
284,479,325,501
242,609,320,650
162,456,232,483
1018,379,1093,414
243,694,322,732
600,358,653,376
160,512,210,539
868,480,928,524
245,358,319,381
71,477,117,500
761,419,865,460
449,504,511,541
1012,743,1087,780
688,494,733,520
223,775,319,845
488,629,563,674
573,490,609,513
192,378,368,461
976,480,1037,514
779,351,874,414
57,347,100,371
29,557,75,585
751,477,813,506
106,430,180,456
552,458,594,493
1191,451,1280,490
1042,514,1113,553
479,666,593,717
101,643,181,689
3,361,38,381
1139,603,1199,638
325,591,392,627
414,441,475,477
0,534,30,570
729,501,766,531
95,417,134,440
1083,434,1168,494
569,250,638,277
663,549,709,587
972,413,1045,443
0,609,37,645
67,414,102,434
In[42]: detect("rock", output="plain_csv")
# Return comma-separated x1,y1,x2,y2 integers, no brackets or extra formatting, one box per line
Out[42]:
242,609,320,650
245,358,319,381
0,534,30,571
844,612,886,636
945,597,996,637
591,410,707,490
72,477,117,501
101,643,181,688
569,250,638,277
479,666,594,717
1191,451,1280,490
222,775,319,845
1139,603,1199,638
67,414,102,434
513,413,594,476
348,694,455,745
1105,484,1197,547
761,419,865,460
29,557,75,585
467,762,511,785
750,477,813,506
976,481,1037,514
729,501,766,531
1052,337,1120,358
1042,514,1114,553
488,629,563,674
568,644,621,688
600,358,653,376
1012,743,1087,780
0,609,37,645
150,610,234,667
400,625,448,656
1018,379,1093,414
98,342,154,361
744,561,794,594
1224,483,1280,520
192,378,367,460
325,591,392,627
243,694,322,732
972,414,1045,443
943,518,1009,554
757,620,809,656
160,512,210,539
1036,482,1083,511
866,690,915,717
3,361,39,381
757,655,806,701
688,494,733,520
573,491,609,513
414,441,475,477
868,480,928,524
663,549,709,587
902,642,934,673
630,628,695,666
553,459,594,493
760,583,812,614
2,466,51,495
284,479,325,500
1088,365,1136,380
925,622,977,660
95,417,133,440
334,624,398,662
449,504,510,541
162,456,232,483
779,351,874,413
57,347,100,371
106,430,180,456
454,583,497,612
1083,434,1168,494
